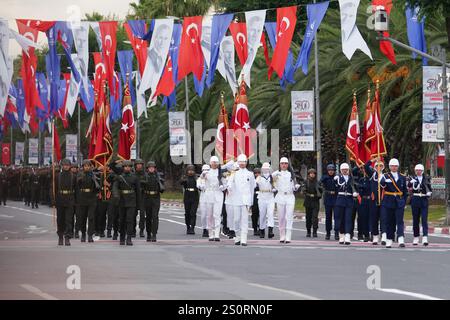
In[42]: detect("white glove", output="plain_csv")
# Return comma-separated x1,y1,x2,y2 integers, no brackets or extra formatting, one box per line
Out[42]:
294,184,300,191
384,179,392,183
219,185,226,192
352,192,359,197
410,179,417,184
272,188,277,193
426,192,432,197
333,176,339,181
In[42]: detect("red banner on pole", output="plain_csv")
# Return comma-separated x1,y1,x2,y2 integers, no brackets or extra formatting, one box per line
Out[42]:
2,143,11,165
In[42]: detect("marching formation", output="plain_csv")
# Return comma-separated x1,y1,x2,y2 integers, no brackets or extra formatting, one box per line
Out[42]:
0,153,433,249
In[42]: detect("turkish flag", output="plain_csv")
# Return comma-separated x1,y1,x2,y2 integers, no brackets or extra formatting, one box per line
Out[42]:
99,21,118,96
118,82,136,160
345,95,363,166
92,52,107,101
178,16,204,81
268,6,297,79
360,92,372,163
260,32,270,67
370,85,387,158
93,96,113,166
215,97,231,163
372,0,396,64
16,19,55,32
229,22,248,67
2,143,10,165
231,80,255,159
154,56,175,98
124,22,148,76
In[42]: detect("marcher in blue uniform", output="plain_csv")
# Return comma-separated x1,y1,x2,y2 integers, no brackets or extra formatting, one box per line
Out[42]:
364,159,387,245
352,166,371,242
320,164,338,240
380,158,408,248
334,163,359,245
408,164,432,246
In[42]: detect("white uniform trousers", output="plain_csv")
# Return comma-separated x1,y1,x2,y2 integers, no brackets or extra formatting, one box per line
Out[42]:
258,200,274,230
226,204,235,231
206,201,222,239
234,205,249,244
199,202,208,230
276,203,295,240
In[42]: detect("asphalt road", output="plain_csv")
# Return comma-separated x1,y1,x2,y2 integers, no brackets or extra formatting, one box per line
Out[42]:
1,201,450,300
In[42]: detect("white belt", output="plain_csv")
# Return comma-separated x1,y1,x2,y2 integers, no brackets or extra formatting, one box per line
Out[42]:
338,192,352,196
413,193,427,197
278,191,293,195
259,190,272,193
206,188,220,191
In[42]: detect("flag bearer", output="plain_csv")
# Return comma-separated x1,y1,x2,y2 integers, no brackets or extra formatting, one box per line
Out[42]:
197,164,210,238
255,162,275,239
320,164,338,240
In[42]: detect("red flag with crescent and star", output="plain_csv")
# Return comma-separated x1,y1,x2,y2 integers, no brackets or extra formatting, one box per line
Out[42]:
346,94,363,166
177,16,204,82
268,6,297,79
118,79,136,160
99,22,118,97
369,84,387,158
92,89,113,167
154,56,175,99
231,80,255,159
2,143,10,165
124,22,148,77
215,96,231,163
229,22,248,67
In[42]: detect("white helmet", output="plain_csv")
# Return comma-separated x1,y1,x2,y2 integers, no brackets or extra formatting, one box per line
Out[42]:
415,164,424,171
389,158,399,167
280,157,289,163
201,164,210,171
340,163,349,170
237,154,247,162
261,162,271,169
210,156,219,164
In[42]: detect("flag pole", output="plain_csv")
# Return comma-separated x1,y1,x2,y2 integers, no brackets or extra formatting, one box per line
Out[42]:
376,80,381,206
51,118,56,228
313,0,323,181
103,81,107,201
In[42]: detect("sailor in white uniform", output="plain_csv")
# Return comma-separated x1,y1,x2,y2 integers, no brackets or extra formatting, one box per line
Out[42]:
256,162,276,239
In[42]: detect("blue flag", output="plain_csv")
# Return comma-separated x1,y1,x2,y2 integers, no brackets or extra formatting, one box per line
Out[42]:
206,13,233,87
57,79,67,111
110,73,122,123
406,6,427,65
16,80,25,127
264,23,295,90
162,24,182,111
127,20,148,39
194,59,207,97
79,80,95,113
117,50,136,106
46,27,61,115
143,19,155,42
36,73,50,132
295,1,329,75
55,22,80,83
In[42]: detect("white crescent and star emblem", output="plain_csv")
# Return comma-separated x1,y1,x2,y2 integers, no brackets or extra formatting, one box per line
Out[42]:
236,32,246,46
2,146,9,154
234,103,249,127
217,123,225,143
347,119,358,140
105,35,112,55
23,31,35,42
278,17,290,37
186,23,199,43
121,104,135,133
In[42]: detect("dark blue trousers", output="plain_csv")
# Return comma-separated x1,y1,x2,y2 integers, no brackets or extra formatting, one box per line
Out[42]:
382,206,405,240
358,200,370,237
334,205,353,234
369,201,387,236
325,205,334,234
412,205,428,236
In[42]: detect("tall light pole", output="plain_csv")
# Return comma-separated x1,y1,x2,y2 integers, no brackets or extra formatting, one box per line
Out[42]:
313,0,322,180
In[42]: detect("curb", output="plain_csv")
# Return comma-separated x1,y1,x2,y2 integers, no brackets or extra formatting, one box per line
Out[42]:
161,201,450,236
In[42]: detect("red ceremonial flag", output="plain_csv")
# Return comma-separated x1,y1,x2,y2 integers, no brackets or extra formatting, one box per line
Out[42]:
360,89,372,163
177,16,204,81
229,22,248,67
370,84,387,158
2,143,11,165
118,80,136,160
346,94,363,166
99,21,118,97
268,6,297,79
154,56,175,98
124,22,148,76
53,122,62,163
215,95,231,163
260,32,271,67
372,0,396,64
92,90,113,166
92,52,107,98
16,19,55,32
231,80,255,159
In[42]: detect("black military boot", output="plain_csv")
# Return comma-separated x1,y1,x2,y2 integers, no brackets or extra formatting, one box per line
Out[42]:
190,226,195,235
253,228,259,236
259,229,265,238
58,236,63,246
81,233,86,243
146,236,151,242
364,236,370,242
186,226,190,235
313,230,318,238
306,230,311,238
126,235,133,246
88,235,94,243
325,232,331,240
139,230,145,238
99,232,105,238
74,231,79,239
113,232,118,240
64,236,71,246
151,234,157,242
107,230,112,238
268,227,274,239
35,204,38,209
228,230,235,239
334,232,339,240
31,204,35,209
120,236,125,245
202,229,209,238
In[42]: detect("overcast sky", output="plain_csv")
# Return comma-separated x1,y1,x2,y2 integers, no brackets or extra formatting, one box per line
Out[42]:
2,0,133,56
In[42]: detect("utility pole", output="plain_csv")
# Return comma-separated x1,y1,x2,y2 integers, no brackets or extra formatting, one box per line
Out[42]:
77,98,81,166
185,76,191,164
313,0,322,180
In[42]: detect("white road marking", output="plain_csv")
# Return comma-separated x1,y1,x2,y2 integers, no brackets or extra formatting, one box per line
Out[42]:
20,284,58,300
0,230,19,234
0,214,14,218
247,283,320,300
376,288,443,300
5,205,53,218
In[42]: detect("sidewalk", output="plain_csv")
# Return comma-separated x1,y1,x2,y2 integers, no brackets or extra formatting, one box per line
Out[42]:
161,200,450,236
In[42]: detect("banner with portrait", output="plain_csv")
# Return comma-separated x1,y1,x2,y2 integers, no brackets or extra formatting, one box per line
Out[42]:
44,137,52,165
65,134,78,163
28,138,38,164
15,142,24,165
291,90,315,151
422,66,444,142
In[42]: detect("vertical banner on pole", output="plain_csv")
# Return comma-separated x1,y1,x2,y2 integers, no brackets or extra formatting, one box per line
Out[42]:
168,112,187,156
65,134,78,163
423,66,444,142
15,142,24,165
28,138,39,164
291,90,315,151
130,144,137,160
44,137,52,165
1,143,11,165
